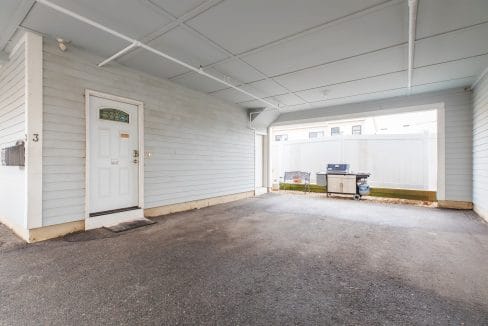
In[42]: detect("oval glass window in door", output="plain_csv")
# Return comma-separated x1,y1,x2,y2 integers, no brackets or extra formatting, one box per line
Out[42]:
99,108,130,123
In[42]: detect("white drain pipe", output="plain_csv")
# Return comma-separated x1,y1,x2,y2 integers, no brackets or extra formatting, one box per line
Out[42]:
35,0,280,110
407,0,418,89
98,41,140,67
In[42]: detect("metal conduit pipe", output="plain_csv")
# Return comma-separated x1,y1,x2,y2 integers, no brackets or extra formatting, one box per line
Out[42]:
35,0,280,110
407,0,418,89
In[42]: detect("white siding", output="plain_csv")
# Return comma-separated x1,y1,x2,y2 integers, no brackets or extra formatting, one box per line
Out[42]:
42,39,253,226
275,88,473,202
473,73,488,219
0,41,26,229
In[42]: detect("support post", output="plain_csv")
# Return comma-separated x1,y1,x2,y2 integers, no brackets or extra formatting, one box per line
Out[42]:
25,32,43,229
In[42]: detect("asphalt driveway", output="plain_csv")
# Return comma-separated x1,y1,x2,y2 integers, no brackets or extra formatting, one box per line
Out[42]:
1,193,487,325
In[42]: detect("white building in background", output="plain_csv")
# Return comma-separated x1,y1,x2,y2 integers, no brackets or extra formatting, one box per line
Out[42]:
273,118,368,141
273,110,437,142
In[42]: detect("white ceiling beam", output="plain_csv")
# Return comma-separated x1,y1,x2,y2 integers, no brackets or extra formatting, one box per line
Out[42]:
407,0,418,89
168,0,404,106
236,69,406,105
277,76,475,111
92,0,225,71
236,51,486,106
143,0,225,44
170,0,404,81
191,19,488,87
178,24,307,107
98,41,140,67
115,0,225,63
144,1,295,106
34,0,280,110
141,0,403,107
142,0,307,107
205,42,407,98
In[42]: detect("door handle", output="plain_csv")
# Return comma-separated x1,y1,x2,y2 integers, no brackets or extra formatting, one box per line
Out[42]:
111,159,119,165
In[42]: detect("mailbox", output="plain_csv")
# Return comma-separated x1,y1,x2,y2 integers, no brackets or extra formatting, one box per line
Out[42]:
1,141,25,166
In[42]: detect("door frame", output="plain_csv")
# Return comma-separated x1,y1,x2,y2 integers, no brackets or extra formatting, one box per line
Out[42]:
254,130,268,195
84,89,144,222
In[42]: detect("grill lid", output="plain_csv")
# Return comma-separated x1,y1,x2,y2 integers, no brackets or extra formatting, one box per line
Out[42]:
326,164,350,174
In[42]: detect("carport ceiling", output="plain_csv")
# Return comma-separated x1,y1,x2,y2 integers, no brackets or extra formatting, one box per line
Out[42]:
2,0,488,111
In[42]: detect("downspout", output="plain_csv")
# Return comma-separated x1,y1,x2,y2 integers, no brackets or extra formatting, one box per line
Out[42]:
407,0,418,91
249,111,259,194
267,126,273,192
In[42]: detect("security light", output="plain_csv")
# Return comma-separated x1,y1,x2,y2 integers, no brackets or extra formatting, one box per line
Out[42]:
56,38,68,52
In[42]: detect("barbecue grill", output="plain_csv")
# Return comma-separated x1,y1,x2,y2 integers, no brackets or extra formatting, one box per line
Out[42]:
325,164,371,200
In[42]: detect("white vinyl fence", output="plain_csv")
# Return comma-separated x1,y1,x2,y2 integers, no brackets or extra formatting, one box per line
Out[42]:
272,134,437,190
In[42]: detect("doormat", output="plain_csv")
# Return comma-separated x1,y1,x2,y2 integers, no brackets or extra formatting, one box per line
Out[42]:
104,218,156,233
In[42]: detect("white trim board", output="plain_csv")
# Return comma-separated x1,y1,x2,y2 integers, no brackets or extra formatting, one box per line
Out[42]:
25,32,43,229
84,90,145,230
267,126,273,190
436,104,446,201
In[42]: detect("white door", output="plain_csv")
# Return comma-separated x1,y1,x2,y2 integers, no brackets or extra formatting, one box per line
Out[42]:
89,95,139,214
255,134,264,188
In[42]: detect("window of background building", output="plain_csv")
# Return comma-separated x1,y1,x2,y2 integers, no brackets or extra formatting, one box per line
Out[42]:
309,131,325,139
275,134,288,141
352,125,362,135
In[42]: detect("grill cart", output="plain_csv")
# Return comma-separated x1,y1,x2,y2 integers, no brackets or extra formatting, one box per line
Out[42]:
325,164,371,200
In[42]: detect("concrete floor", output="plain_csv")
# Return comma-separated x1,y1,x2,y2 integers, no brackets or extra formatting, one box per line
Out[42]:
1,193,488,325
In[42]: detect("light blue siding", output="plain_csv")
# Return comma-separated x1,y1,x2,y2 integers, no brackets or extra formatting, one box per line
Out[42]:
0,41,26,229
42,38,253,226
473,73,488,219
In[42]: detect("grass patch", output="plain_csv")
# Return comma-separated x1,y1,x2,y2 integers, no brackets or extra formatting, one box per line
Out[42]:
280,183,436,202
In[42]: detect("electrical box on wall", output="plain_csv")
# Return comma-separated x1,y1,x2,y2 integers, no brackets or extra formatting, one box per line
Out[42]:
1,141,25,166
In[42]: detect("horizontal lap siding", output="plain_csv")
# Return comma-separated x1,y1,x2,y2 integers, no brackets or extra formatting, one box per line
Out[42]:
42,39,253,226
0,49,25,147
473,74,488,216
0,42,26,228
275,88,473,201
